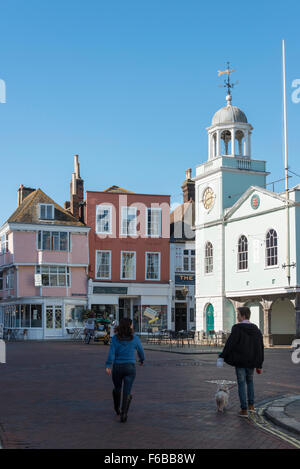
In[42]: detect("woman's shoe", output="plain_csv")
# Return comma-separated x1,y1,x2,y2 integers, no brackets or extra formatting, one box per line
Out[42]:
112,390,121,415
120,394,132,423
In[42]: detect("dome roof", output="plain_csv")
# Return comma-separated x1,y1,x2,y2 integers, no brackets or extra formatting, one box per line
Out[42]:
212,95,248,126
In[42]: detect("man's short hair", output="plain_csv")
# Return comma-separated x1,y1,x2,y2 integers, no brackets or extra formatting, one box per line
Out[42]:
237,306,251,320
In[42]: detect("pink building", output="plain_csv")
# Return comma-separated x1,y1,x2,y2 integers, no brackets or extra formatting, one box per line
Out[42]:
0,185,90,339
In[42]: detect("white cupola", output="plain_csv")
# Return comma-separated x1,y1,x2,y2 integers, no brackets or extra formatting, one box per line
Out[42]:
207,94,253,160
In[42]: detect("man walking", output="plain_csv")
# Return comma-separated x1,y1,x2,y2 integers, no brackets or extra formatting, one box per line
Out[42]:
219,306,264,417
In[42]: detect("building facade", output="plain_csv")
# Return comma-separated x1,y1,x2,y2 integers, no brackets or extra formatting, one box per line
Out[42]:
0,185,90,339
84,186,171,333
194,92,300,345
170,169,195,331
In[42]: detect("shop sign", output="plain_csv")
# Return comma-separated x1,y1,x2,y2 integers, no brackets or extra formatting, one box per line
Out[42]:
93,286,128,295
175,273,195,285
34,274,42,287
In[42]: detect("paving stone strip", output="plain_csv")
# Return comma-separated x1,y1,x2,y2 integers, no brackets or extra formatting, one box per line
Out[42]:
264,395,300,436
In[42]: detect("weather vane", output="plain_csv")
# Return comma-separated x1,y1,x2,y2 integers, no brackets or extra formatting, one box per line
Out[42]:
217,62,238,96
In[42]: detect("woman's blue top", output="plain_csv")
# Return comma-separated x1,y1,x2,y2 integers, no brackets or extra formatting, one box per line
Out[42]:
105,334,145,368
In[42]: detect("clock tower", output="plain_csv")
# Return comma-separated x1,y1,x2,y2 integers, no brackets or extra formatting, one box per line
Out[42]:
194,77,269,334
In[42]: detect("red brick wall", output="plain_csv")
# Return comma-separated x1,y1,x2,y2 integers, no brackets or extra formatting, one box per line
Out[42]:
86,191,170,283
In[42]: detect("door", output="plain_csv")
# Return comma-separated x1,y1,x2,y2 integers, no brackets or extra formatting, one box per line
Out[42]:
206,304,214,334
45,305,63,337
175,304,187,331
118,298,131,321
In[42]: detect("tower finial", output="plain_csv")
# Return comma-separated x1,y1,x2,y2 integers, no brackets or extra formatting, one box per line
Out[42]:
217,62,237,103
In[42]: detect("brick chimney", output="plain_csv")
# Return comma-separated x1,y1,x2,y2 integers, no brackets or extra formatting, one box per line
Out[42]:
181,168,195,203
69,154,84,221
17,185,36,207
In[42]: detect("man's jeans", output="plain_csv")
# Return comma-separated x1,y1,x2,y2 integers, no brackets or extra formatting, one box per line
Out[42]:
235,367,255,410
112,363,136,396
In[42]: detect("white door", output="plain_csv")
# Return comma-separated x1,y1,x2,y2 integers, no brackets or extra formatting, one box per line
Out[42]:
45,305,63,337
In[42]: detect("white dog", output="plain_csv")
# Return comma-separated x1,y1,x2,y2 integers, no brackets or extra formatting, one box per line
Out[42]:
215,383,230,413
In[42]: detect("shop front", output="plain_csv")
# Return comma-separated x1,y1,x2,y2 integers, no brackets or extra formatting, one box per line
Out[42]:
172,273,195,332
89,282,171,334
1,298,87,340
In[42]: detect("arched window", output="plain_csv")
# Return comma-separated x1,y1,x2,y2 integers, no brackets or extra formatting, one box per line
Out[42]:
205,242,213,274
266,229,278,266
238,235,248,270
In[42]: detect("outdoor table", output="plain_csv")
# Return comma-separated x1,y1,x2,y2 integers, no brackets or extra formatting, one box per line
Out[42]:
72,327,84,340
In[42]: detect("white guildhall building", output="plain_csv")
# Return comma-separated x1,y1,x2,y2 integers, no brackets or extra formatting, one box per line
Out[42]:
194,92,300,346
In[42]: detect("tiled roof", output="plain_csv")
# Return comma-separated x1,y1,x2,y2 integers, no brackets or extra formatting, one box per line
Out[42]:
103,185,135,194
7,188,85,226
170,200,195,242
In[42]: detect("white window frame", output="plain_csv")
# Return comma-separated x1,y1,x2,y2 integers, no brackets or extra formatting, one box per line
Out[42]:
95,250,112,280
96,205,113,235
175,246,183,272
190,250,195,272
145,251,161,281
0,233,8,254
121,207,137,236
237,235,248,271
265,228,278,267
183,249,195,272
146,208,162,237
39,204,54,220
35,265,71,287
120,251,136,280
5,269,14,290
204,242,213,274
37,231,70,251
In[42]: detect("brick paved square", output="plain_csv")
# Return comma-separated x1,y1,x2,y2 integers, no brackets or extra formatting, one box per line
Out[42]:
0,342,299,449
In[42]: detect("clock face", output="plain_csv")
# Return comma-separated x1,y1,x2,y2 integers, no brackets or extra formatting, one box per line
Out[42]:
203,187,214,210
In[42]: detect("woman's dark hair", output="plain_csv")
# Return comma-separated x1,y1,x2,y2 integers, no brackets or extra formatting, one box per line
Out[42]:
115,318,134,340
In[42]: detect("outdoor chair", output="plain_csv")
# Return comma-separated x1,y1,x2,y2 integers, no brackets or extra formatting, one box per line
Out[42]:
199,331,208,345
217,331,228,346
168,330,178,347
187,330,195,347
146,327,159,344
66,328,75,339
207,330,217,346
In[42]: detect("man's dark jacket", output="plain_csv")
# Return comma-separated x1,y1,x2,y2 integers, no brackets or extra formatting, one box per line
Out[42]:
219,323,264,368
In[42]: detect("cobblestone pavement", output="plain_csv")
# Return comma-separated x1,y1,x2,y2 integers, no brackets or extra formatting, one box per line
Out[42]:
0,341,299,449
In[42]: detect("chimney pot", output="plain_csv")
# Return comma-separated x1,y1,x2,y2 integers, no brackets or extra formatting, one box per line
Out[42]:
185,168,192,180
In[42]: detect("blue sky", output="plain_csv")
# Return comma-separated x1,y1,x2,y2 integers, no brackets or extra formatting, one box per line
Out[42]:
0,0,300,225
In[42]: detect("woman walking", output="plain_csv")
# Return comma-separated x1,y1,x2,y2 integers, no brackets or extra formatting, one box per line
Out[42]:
105,318,145,423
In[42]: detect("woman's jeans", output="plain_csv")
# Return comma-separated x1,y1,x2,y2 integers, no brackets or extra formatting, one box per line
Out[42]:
235,367,255,410
112,363,136,396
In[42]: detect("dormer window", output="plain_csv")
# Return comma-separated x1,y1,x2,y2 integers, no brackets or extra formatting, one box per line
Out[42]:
39,204,54,220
